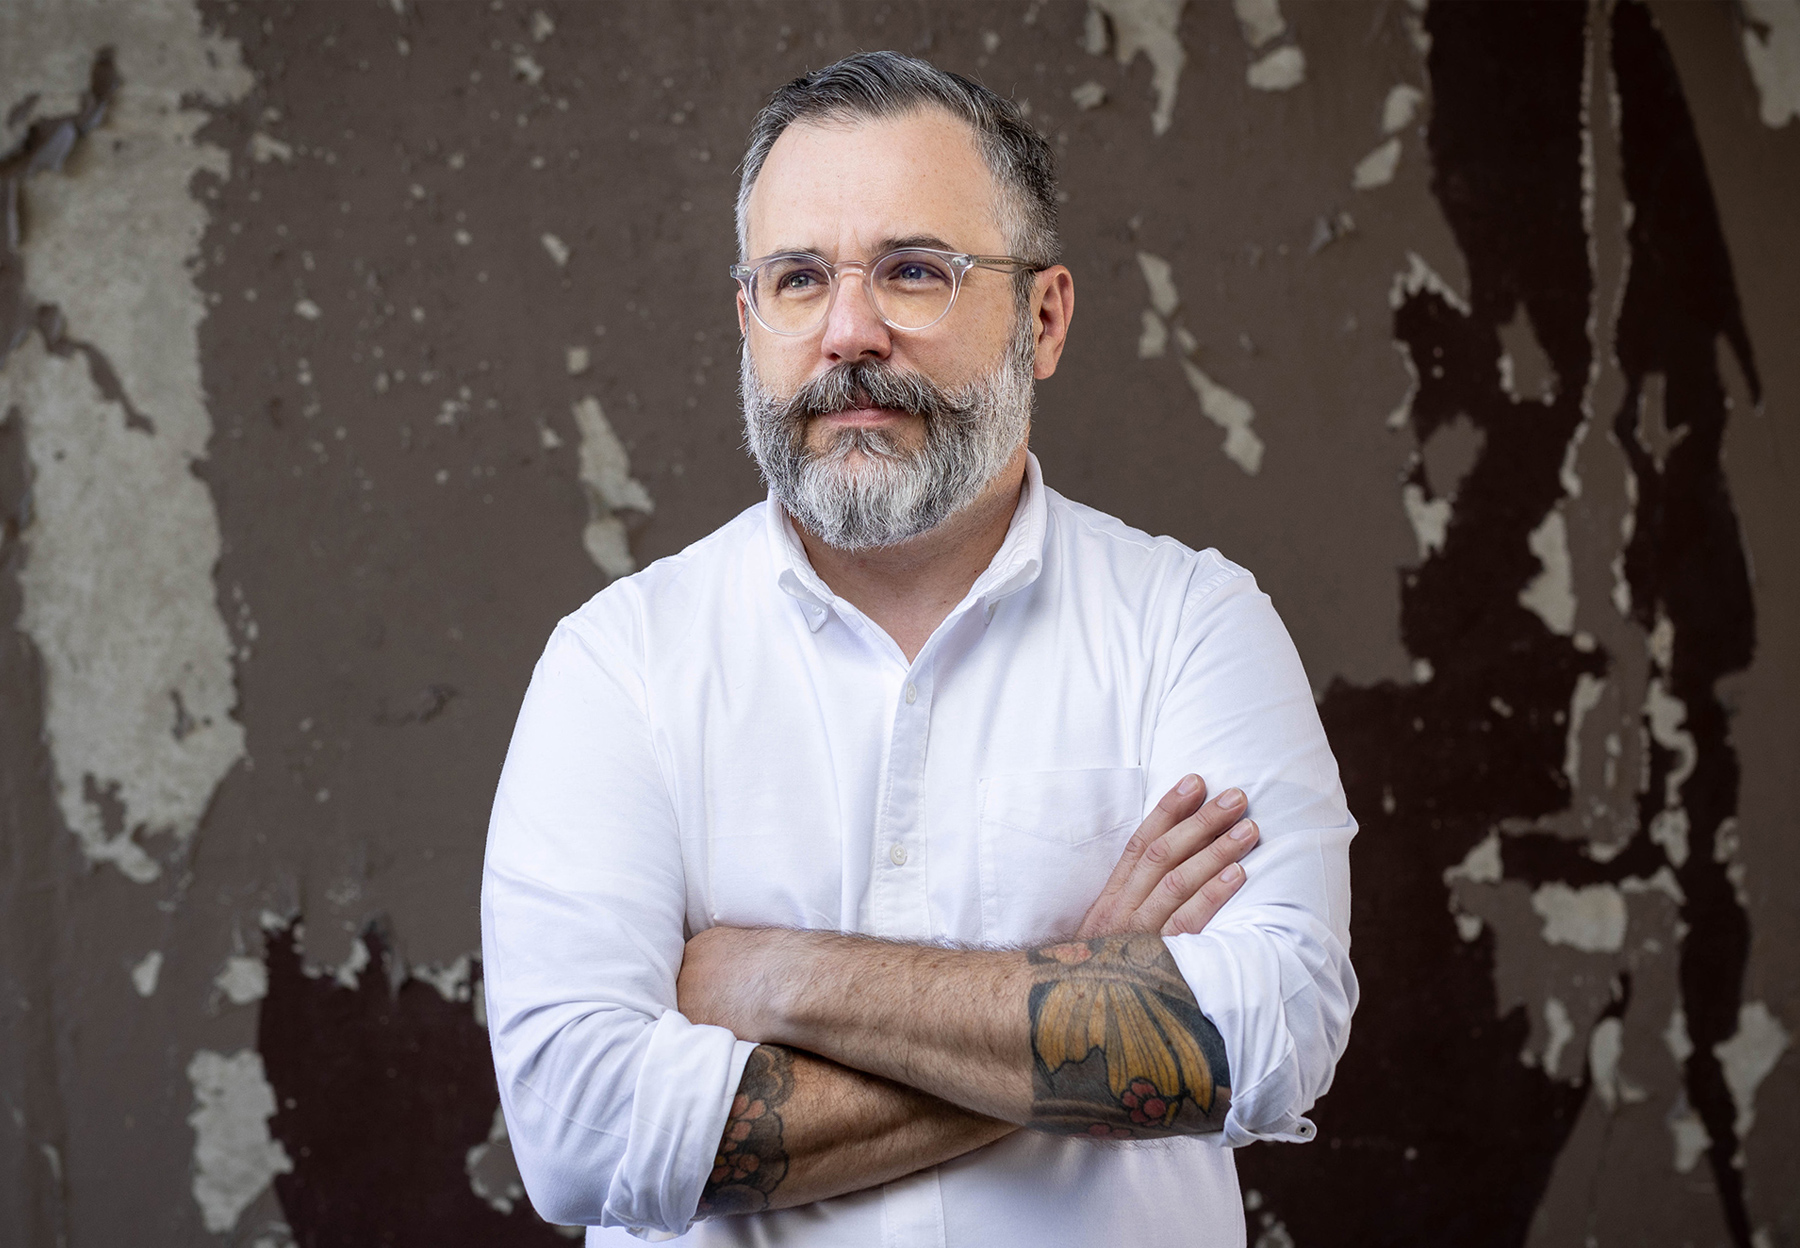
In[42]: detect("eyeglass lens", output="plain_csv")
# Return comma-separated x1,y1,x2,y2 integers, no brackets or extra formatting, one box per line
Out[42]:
750,250,960,334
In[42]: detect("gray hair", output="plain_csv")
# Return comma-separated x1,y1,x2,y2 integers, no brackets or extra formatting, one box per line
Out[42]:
735,51,1061,272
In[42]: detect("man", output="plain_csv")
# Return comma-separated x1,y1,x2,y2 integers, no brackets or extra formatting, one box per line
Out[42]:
483,52,1355,1247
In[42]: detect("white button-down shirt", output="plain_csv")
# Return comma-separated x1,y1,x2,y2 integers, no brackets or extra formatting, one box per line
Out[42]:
482,454,1357,1247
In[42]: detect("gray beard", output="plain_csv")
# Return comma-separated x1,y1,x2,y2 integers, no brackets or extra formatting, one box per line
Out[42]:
739,321,1037,551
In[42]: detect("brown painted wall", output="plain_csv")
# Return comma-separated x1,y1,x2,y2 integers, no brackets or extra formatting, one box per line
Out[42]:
1,2,1794,1245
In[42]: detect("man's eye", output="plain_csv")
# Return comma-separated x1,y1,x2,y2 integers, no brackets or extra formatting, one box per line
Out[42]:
885,259,950,285
776,270,824,293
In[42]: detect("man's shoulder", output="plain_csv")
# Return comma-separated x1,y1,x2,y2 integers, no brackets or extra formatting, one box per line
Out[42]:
562,499,770,635
1041,485,1252,608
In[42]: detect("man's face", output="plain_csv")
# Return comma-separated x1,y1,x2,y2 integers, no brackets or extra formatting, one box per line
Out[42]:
738,108,1039,550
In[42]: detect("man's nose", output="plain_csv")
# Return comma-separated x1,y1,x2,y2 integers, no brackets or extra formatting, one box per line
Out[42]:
818,266,893,363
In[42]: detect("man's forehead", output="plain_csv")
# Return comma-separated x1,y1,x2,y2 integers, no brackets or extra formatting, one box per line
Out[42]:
745,108,1008,257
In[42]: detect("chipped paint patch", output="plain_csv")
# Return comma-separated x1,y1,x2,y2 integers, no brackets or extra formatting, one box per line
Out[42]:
1137,310,1168,359
1562,672,1605,791
248,132,292,163
573,396,654,579
1588,1017,1645,1109
1667,1093,1711,1173
1,11,252,882
1133,253,1262,474
1400,482,1449,558
1253,1220,1295,1248
1530,881,1626,953
1496,300,1558,402
1070,80,1107,111
131,949,163,997
465,1105,527,1215
1542,997,1574,1076
1441,832,1500,941
1382,83,1425,134
1447,833,1502,886
541,231,570,267
413,953,475,1004
1087,0,1189,135
1181,360,1264,475
1136,251,1179,318
1644,677,1697,808
1713,1002,1790,1139
1247,45,1306,92
187,1049,293,1233
1233,0,1286,49
1518,507,1575,634
1665,1006,1694,1063
1648,806,1690,867
215,955,268,1006
1741,0,1800,127
1352,138,1402,190
1391,250,1470,314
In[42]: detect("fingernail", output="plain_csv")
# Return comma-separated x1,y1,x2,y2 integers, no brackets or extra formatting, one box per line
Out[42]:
1221,863,1244,883
1219,788,1245,810
1229,819,1257,841
1177,774,1201,795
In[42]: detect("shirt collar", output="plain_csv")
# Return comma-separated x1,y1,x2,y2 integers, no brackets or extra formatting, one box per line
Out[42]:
768,451,1049,632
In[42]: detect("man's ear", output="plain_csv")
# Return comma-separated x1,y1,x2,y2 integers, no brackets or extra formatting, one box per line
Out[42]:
1031,266,1075,380
736,288,750,337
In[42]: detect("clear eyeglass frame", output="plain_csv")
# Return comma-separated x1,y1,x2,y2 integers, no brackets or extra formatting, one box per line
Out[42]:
730,247,1043,337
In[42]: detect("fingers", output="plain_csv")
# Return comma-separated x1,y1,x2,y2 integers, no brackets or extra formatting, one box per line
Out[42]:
1109,787,1248,925
1076,775,1208,938
1155,822,1258,936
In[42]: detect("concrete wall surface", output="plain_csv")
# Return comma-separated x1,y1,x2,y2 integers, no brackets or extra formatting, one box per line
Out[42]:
1,1,1795,1245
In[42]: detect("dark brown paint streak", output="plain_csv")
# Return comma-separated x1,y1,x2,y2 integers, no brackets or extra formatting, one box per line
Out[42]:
258,919,568,1247
1240,2,1599,1244
1609,3,1758,1240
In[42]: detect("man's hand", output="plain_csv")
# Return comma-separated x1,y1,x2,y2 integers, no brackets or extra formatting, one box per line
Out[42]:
1076,775,1257,939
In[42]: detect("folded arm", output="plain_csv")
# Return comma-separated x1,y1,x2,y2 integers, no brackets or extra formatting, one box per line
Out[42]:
695,1044,1013,1216
683,928,1233,1137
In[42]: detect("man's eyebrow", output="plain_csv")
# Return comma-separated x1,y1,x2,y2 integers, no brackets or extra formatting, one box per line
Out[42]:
878,234,955,253
757,235,961,260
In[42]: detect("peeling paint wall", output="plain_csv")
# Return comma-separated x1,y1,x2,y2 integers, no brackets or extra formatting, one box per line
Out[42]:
0,3,1794,1246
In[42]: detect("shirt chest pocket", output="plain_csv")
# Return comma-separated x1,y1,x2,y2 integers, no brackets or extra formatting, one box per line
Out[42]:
975,767,1144,946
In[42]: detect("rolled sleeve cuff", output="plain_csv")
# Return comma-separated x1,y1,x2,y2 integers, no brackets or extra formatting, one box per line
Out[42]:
604,1011,759,1234
1163,930,1331,1148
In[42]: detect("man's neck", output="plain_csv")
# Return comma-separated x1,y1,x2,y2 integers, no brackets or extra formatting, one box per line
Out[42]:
794,447,1028,664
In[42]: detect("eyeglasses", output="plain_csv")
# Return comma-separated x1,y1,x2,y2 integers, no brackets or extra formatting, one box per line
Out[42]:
730,247,1042,337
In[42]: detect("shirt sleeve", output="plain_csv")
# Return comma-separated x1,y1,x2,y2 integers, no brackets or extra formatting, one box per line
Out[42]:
1149,557,1359,1148
481,590,757,1233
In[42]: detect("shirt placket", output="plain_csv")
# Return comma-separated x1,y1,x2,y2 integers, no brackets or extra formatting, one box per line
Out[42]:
869,660,934,942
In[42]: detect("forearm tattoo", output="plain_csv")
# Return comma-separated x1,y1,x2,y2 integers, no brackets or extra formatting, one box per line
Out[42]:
1027,935,1232,1138
696,1044,796,1217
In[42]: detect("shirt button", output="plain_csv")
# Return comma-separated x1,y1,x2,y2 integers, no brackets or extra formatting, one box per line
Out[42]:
889,843,908,866
904,682,917,705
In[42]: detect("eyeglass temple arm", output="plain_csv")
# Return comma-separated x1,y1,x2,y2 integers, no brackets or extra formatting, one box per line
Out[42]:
965,255,1045,273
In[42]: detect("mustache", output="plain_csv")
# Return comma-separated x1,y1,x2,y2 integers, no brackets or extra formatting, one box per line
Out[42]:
777,359,975,426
